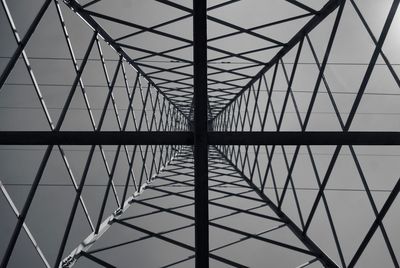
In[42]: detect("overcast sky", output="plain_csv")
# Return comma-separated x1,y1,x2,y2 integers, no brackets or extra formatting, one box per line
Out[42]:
1,0,400,267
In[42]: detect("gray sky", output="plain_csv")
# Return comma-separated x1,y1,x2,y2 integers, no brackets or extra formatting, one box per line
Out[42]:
1,0,400,267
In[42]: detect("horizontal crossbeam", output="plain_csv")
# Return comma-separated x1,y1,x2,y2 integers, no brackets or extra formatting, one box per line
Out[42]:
1,131,400,145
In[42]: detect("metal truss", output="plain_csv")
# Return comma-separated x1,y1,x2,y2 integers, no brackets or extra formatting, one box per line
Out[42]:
1,0,400,267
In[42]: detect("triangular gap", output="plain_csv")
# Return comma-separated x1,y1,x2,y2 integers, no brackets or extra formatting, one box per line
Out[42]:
88,0,188,30
241,92,252,131
139,65,168,78
76,45,113,128
262,224,309,252
277,145,306,220
279,43,299,77
166,63,192,76
306,92,344,131
307,35,343,131
208,48,227,62
268,53,297,128
146,90,161,130
7,223,45,268
249,80,264,131
0,189,19,257
24,182,79,265
208,0,303,30
212,235,310,268
303,146,337,182
382,191,400,262
64,203,97,260
132,146,146,188
98,37,122,63
147,88,162,131
35,7,97,130
0,3,18,73
24,1,71,58
88,16,147,40
123,30,189,57
230,145,240,168
0,60,49,130
228,64,264,78
320,2,380,124
80,146,120,228
289,35,329,128
249,200,280,219
279,93,302,130
243,46,281,65
289,146,322,220
323,146,377,264
349,146,400,211
305,58,344,130
87,227,156,267
295,0,325,11
212,200,276,234
307,7,338,61
4,0,46,37
266,146,290,198
60,81,95,131
59,3,97,60
209,32,276,56
353,0,394,40
157,16,193,41
0,148,48,217
305,28,344,131
138,86,153,131
356,228,397,267
253,14,310,44
307,198,345,267
241,147,252,179
56,146,90,189
382,1,400,77
101,100,122,131
259,151,280,204
124,70,142,132
349,54,400,131
235,146,245,175
151,91,164,131
249,146,267,189
85,178,120,232
163,224,194,252
278,47,307,131
280,182,304,228
144,145,155,179
121,48,152,61
207,19,238,41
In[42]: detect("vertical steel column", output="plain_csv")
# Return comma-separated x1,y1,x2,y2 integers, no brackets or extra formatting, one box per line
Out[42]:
193,0,209,267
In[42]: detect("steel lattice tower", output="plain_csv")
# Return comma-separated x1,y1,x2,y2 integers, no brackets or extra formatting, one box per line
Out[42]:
0,0,400,267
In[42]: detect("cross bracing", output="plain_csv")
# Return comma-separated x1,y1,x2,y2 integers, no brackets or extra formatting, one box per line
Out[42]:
0,0,400,267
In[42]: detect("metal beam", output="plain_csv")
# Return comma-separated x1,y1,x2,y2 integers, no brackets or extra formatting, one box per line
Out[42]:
2,131,400,145
193,0,209,267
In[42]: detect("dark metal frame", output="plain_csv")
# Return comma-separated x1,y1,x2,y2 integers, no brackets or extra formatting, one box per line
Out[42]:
1,0,400,267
